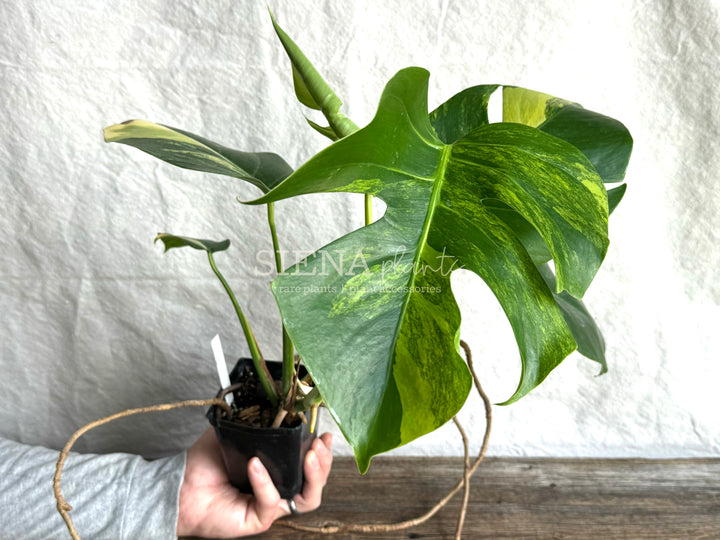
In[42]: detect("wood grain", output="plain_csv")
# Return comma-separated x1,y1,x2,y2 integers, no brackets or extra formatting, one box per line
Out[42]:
190,457,720,540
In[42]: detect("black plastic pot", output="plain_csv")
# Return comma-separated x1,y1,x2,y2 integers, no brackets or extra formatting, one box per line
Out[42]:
207,358,315,499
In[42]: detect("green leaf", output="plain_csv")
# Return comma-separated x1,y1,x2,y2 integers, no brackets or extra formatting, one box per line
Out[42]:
430,85,630,374
154,233,230,253
252,68,613,471
464,203,612,371
482,184,626,370
477,183,627,268
429,85,634,180
607,183,627,214
104,120,292,193
481,200,553,264
428,84,498,143
429,85,632,267
503,87,633,183
537,263,606,371
153,233,277,401
536,183,624,373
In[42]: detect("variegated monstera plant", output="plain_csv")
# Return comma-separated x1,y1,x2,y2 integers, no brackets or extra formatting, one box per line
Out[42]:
104,13,632,472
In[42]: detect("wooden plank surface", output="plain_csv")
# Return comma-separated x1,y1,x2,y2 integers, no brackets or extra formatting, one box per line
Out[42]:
252,457,720,540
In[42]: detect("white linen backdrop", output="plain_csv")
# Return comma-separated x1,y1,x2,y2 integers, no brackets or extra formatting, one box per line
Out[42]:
1,0,718,461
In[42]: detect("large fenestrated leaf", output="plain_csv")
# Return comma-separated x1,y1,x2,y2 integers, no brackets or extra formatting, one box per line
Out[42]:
430,84,633,183
477,195,622,372
429,84,632,371
473,192,625,371
103,120,292,193
252,68,610,471
429,85,631,265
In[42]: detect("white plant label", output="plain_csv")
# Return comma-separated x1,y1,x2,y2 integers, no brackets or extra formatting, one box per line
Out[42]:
211,334,234,406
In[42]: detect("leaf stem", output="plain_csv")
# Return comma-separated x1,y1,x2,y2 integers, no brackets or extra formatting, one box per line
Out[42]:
206,251,278,406
293,386,323,413
267,202,295,400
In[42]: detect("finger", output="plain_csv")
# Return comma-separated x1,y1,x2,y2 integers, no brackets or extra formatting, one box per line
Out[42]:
296,449,324,511
247,457,282,529
295,431,334,512
316,433,333,475
321,432,333,447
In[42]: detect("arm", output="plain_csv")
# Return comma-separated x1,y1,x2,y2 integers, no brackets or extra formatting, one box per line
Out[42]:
0,436,185,540
0,430,333,540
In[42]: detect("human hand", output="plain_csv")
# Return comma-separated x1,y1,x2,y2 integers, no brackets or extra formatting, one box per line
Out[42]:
176,427,333,538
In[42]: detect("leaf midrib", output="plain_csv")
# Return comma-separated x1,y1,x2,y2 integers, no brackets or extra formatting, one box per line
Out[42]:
373,143,452,443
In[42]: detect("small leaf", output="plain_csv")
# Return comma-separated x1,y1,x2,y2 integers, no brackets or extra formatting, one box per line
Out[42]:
154,233,230,254
104,120,292,193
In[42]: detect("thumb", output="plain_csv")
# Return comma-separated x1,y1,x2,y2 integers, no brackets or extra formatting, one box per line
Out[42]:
247,457,282,530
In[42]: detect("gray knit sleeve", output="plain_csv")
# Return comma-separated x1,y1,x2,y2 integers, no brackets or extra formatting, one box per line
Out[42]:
0,437,186,540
